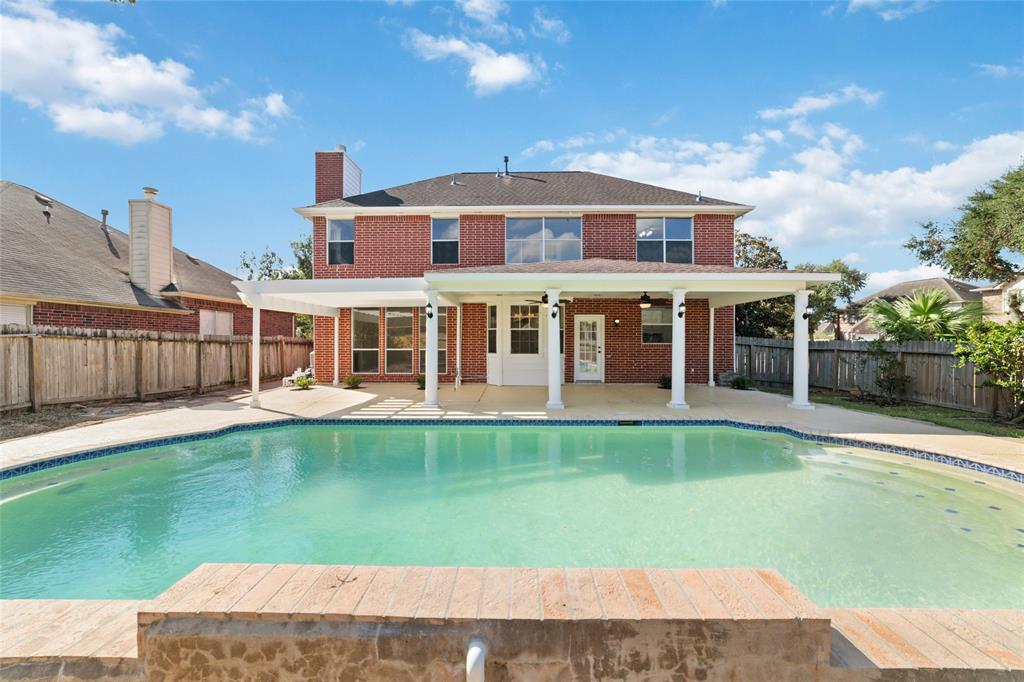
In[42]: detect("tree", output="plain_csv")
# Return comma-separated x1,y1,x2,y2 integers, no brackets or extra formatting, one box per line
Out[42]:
865,289,982,342
953,322,1024,422
905,163,1023,283
795,259,867,337
734,232,793,337
239,234,314,337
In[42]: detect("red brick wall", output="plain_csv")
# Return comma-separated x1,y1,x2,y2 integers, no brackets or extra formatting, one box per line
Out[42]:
694,214,735,266
32,298,294,337
461,303,488,383
582,214,636,260
315,151,345,204
561,298,734,384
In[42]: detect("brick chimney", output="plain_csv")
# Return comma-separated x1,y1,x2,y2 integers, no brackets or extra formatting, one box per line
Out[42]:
128,187,177,293
315,144,362,203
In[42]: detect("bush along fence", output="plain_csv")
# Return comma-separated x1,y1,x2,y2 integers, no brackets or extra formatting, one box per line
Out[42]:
733,336,999,414
0,324,313,412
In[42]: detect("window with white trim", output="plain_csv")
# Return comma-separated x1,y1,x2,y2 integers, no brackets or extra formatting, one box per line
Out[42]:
636,217,693,264
327,219,354,265
352,308,379,373
509,304,540,354
505,217,582,263
199,309,233,336
385,308,413,374
431,218,459,264
641,306,672,344
487,305,497,353
418,306,448,374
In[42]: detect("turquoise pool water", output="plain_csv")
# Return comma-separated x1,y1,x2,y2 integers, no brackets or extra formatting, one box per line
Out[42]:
1,424,1021,608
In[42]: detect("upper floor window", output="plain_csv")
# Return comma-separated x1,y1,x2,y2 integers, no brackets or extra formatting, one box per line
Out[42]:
506,217,582,264
327,219,354,265
636,217,693,264
431,218,459,264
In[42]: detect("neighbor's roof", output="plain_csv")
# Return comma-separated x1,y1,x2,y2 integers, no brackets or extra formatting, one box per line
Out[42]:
0,180,241,310
854,277,981,306
304,171,748,211
427,259,802,276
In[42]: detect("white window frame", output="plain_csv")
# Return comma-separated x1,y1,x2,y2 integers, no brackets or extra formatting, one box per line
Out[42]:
430,218,460,265
487,304,498,355
504,216,583,264
351,308,380,374
327,219,355,265
641,305,672,345
418,306,448,374
508,304,541,355
199,309,233,337
636,216,694,264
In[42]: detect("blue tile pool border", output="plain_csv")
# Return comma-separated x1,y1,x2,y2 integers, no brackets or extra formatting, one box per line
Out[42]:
1,417,1020,484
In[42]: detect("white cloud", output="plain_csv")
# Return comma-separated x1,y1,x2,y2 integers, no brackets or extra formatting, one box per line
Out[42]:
977,63,1024,79
530,8,570,43
405,29,543,95
759,84,881,120
843,251,863,264
454,0,519,38
847,0,933,21
763,129,786,143
0,1,288,144
864,265,948,294
933,140,956,151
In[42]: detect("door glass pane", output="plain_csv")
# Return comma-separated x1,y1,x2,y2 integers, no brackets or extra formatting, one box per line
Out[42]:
578,319,598,374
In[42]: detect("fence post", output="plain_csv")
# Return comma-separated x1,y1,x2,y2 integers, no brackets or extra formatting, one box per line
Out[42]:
135,339,145,400
29,335,42,412
279,337,286,378
832,348,840,391
746,343,753,380
195,338,204,394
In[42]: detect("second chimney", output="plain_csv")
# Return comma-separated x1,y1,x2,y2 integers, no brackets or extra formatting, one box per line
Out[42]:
314,144,362,203
128,187,176,293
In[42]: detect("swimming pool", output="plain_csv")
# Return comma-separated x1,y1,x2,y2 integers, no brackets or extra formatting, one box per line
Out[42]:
1,423,1020,608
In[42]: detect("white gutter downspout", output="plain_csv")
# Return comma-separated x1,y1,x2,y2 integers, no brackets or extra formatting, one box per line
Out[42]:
466,638,486,682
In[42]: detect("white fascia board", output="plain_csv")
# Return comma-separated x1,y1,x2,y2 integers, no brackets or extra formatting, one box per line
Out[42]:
233,277,430,296
294,203,756,219
424,270,840,293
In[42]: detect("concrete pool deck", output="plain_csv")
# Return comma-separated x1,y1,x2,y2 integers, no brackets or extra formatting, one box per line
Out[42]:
2,382,1021,480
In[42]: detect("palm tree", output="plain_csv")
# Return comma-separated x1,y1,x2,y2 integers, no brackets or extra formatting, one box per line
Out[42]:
866,289,982,342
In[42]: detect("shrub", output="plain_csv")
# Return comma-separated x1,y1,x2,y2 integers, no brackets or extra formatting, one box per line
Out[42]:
294,374,316,390
416,375,426,390
658,375,671,389
730,375,752,390
867,339,911,405
343,375,363,389
953,322,1024,422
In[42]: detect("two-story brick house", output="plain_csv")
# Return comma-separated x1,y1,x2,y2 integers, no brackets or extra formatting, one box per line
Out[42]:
235,147,838,410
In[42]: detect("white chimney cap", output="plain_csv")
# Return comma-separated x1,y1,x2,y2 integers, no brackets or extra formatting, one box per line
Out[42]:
142,187,159,199
334,144,347,153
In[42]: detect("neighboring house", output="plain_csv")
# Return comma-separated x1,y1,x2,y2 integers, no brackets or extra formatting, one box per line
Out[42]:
972,275,1023,323
235,147,838,410
829,277,982,341
0,181,294,337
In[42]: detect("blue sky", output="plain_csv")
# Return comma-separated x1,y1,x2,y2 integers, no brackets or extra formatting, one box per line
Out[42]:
2,0,1022,292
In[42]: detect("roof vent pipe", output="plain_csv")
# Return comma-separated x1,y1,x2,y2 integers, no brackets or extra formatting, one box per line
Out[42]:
142,187,159,200
503,155,509,176
101,209,109,228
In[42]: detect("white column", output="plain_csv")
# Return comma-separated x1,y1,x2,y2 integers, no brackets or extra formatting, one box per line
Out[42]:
332,314,340,386
789,289,814,410
545,289,564,409
707,306,716,387
250,304,261,408
424,290,440,407
455,304,462,390
668,289,688,408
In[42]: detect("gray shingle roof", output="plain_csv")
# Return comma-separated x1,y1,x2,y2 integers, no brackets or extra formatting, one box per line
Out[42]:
0,180,242,310
427,258,803,275
308,171,745,209
854,277,982,306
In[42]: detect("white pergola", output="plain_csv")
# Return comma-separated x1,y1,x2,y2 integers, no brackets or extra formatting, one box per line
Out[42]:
234,268,839,410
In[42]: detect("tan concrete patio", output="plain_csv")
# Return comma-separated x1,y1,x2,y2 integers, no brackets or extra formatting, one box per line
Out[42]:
1,382,1021,481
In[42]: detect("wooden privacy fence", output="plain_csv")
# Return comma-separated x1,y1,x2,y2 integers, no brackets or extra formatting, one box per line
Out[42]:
734,336,999,414
0,324,312,412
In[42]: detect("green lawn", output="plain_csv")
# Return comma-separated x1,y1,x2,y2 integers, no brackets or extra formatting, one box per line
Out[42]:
755,385,1024,439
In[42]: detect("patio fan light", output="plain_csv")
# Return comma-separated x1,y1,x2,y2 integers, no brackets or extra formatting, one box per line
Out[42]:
639,292,652,309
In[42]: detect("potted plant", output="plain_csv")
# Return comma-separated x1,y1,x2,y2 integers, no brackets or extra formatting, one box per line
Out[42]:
343,375,363,389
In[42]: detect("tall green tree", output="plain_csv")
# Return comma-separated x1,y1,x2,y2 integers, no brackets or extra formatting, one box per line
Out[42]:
866,289,982,342
794,259,868,337
734,232,793,337
905,163,1023,283
953,321,1024,422
239,234,314,337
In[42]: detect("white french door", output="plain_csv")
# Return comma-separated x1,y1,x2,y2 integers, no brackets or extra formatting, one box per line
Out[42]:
574,314,604,382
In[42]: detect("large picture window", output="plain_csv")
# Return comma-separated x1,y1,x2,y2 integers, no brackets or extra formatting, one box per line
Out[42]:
506,217,582,263
509,304,540,354
636,217,693,264
385,308,413,374
351,308,379,373
327,219,355,265
418,306,447,374
641,306,672,344
431,218,459,264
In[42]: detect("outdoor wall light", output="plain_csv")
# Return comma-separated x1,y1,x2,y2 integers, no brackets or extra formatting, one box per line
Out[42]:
802,306,815,320
550,301,560,318
639,292,652,309
426,303,434,319
613,318,620,326
677,302,686,318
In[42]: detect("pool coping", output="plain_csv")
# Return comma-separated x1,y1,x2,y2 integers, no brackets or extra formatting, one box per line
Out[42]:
1,416,1020,484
